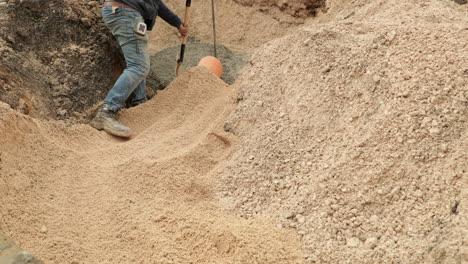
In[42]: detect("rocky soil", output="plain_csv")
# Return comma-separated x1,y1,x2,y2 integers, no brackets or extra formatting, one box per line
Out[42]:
233,0,324,17
220,0,468,263
0,68,304,264
0,0,467,263
0,0,123,120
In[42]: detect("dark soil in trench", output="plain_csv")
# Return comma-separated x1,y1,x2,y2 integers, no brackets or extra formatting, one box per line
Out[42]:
0,0,123,120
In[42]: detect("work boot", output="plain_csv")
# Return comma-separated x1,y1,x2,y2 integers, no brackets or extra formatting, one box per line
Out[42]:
90,106,131,138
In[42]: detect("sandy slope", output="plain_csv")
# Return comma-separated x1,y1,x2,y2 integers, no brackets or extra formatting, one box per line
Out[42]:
147,0,309,53
220,0,468,263
0,67,303,263
1,0,467,263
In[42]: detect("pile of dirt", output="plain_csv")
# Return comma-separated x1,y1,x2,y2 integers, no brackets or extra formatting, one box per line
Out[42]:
0,0,308,121
0,0,123,120
233,0,324,17
148,41,249,91
0,67,304,263
2,0,466,263
220,0,468,263
147,0,309,53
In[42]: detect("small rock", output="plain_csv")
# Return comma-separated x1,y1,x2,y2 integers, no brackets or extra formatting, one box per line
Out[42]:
40,225,47,233
369,215,379,222
223,122,233,133
237,90,244,102
346,237,361,248
373,75,380,83
429,127,441,135
296,214,306,223
81,17,91,27
57,109,67,117
364,237,378,249
283,212,295,219
17,98,29,115
440,144,448,152
422,116,432,124
87,1,97,7
414,190,423,198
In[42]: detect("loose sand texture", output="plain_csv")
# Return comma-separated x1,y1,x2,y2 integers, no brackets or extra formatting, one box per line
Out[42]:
232,0,324,17
220,0,468,263
147,0,310,53
0,67,303,263
1,0,467,263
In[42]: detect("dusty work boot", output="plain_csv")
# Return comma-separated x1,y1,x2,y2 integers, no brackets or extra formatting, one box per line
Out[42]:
90,106,131,138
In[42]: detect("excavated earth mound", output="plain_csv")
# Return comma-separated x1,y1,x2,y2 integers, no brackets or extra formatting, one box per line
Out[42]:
0,0,123,120
1,0,467,263
0,67,304,263
233,0,324,17
220,0,468,263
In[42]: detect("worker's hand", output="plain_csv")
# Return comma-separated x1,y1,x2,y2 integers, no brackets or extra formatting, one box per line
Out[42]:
179,24,189,37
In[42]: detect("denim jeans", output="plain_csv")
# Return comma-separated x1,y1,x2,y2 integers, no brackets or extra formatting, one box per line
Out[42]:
102,5,150,112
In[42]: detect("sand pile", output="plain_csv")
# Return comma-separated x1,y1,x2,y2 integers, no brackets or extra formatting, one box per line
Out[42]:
233,0,324,17
148,42,249,91
220,0,468,263
0,67,304,263
147,0,309,53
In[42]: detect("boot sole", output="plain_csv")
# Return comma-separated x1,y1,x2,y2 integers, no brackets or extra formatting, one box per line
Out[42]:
89,120,104,131
103,124,132,138
90,116,131,138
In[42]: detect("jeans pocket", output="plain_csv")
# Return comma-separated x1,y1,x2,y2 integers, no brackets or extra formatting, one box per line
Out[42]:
102,6,121,18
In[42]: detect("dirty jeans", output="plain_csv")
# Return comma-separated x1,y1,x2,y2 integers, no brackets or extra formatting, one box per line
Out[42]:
102,5,150,112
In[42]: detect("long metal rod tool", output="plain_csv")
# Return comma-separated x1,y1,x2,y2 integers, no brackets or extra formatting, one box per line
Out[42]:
176,0,192,76
211,0,217,58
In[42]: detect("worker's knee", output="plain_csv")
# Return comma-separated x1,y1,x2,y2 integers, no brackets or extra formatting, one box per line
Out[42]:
128,61,150,79
140,62,150,78
139,55,151,78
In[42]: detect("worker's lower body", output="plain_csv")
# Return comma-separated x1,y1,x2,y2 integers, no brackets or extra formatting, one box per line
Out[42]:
90,5,150,138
